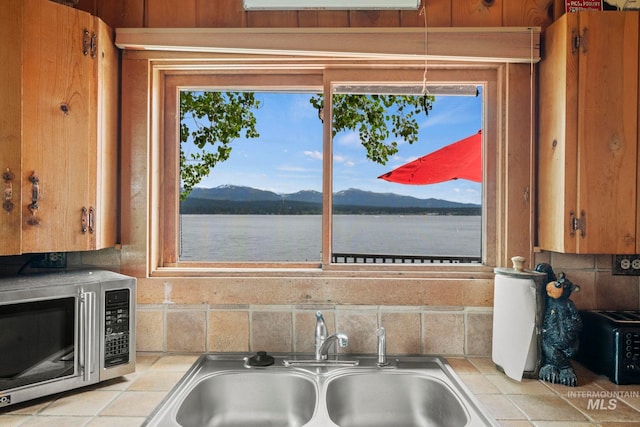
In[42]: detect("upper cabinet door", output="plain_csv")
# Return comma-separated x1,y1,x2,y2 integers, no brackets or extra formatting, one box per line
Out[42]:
21,0,95,253
0,0,23,256
575,12,638,254
89,18,119,251
538,12,639,254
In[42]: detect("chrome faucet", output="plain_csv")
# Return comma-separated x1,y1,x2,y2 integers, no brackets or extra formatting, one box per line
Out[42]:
315,311,348,360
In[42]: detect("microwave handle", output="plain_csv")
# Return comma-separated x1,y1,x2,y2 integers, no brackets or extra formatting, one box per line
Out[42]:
80,291,95,382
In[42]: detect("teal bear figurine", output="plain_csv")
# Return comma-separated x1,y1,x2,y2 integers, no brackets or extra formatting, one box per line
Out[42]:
535,263,582,386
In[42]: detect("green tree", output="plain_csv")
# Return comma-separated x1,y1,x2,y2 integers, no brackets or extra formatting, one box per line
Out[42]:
180,91,434,200
180,91,261,200
309,93,433,164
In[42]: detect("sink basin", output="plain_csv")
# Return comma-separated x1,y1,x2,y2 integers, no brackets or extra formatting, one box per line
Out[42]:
142,353,498,427
326,371,468,427
175,371,317,427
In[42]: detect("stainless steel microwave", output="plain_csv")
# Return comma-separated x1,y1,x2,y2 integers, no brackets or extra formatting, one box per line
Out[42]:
0,270,136,408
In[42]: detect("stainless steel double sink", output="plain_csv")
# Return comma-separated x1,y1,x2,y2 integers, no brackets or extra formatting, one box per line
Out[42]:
143,353,498,427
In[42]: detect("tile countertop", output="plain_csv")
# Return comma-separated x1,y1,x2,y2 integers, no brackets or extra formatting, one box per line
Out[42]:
1,353,639,427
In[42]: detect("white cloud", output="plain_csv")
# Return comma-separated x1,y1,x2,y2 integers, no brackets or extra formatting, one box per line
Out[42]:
303,150,323,160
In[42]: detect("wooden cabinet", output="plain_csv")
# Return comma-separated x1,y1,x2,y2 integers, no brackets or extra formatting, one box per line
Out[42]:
538,11,639,254
0,0,118,255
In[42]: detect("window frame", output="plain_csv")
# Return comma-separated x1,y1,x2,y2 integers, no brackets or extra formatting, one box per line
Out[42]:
159,65,496,271
117,28,538,278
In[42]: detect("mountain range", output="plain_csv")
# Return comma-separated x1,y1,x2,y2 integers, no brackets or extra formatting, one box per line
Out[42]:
181,185,480,215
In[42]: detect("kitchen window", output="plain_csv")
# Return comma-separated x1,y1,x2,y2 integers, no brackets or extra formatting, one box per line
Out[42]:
161,68,492,269
116,28,538,275
176,85,482,264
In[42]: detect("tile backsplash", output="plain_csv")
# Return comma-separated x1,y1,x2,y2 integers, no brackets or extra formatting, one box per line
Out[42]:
1,249,639,357
136,303,494,356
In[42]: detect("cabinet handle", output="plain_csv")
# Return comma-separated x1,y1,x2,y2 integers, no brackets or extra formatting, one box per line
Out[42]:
88,207,95,234
81,207,95,234
2,168,14,213
27,172,40,225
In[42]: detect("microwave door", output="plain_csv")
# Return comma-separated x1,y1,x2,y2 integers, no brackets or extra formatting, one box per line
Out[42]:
0,297,78,392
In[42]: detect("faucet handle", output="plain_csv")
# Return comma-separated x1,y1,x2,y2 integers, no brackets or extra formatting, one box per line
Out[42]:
377,327,388,366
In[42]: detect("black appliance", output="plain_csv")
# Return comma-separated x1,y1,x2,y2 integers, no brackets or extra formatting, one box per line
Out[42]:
576,310,640,385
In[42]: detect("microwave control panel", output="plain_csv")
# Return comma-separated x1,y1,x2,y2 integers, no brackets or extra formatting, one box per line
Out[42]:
104,289,131,368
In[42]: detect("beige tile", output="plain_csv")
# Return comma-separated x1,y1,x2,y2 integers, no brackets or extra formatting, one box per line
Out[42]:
335,310,378,354
128,370,186,391
99,391,166,417
208,310,249,352
94,375,137,392
475,394,527,420
136,309,164,352
18,416,92,426
446,357,481,374
596,274,640,310
166,309,206,352
468,356,503,374
498,422,535,427
598,423,640,427
462,279,494,307
0,397,54,415
533,422,597,427
562,395,640,423
486,375,555,395
0,415,32,426
380,311,421,354
550,254,596,270
135,354,161,372
251,311,292,353
508,394,588,421
466,311,493,356
40,390,120,416
423,312,464,355
149,354,199,372
86,416,146,427
540,371,606,395
458,374,501,394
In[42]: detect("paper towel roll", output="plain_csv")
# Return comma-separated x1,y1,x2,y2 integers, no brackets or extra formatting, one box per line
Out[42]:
492,269,545,381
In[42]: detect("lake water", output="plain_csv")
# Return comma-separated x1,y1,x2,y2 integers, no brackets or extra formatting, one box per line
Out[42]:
179,215,481,262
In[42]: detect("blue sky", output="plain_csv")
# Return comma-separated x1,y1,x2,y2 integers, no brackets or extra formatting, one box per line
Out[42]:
183,90,483,204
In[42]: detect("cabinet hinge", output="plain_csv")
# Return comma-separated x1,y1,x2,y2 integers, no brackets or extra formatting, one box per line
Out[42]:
82,30,97,58
570,210,586,238
572,28,588,55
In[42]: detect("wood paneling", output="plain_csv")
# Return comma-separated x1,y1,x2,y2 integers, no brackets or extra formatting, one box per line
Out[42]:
401,0,452,27
147,0,196,27
452,0,503,27
99,0,145,29
298,11,350,27
502,0,553,28
349,10,401,27
196,0,246,28
92,0,553,29
247,10,299,27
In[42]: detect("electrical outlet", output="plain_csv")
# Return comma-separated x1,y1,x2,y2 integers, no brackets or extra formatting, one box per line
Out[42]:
613,254,640,275
31,252,67,268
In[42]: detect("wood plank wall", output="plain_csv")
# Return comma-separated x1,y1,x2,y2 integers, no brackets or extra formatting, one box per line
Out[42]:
74,0,559,31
